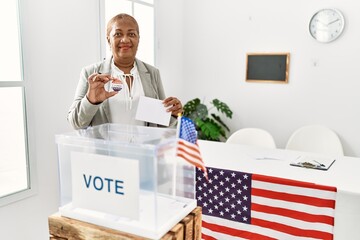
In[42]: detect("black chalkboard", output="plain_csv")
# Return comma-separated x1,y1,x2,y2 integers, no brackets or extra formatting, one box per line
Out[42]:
246,53,290,83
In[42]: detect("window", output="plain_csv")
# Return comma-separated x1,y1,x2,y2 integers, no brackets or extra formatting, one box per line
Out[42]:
102,0,154,65
0,1,34,206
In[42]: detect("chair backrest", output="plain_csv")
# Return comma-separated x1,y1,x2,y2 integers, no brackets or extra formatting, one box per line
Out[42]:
285,125,344,156
226,128,276,149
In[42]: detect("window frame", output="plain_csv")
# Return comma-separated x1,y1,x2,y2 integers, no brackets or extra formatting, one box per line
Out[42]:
0,0,37,207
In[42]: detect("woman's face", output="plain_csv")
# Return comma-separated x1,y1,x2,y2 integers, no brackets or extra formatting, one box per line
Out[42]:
107,18,139,64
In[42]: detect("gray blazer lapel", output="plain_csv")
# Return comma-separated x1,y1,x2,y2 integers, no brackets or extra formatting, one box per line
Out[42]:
99,57,112,74
136,59,157,98
99,58,113,122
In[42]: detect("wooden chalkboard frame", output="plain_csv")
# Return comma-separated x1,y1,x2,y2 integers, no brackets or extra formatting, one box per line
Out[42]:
246,52,290,84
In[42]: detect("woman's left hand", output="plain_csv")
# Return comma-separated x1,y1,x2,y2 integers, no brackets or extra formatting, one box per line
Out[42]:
163,97,183,117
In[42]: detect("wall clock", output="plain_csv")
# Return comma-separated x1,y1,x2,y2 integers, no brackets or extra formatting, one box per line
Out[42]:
309,8,345,43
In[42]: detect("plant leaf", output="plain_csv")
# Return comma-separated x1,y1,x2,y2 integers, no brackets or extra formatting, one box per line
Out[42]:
183,98,200,120
183,98,209,121
196,118,222,141
211,99,233,119
211,113,230,132
194,104,208,119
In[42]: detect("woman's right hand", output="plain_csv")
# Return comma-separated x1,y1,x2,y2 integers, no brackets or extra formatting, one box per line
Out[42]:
86,73,118,104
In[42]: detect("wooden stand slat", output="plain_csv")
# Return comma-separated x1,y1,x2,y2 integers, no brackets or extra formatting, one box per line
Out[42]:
49,207,202,240
162,223,184,240
180,215,193,240
190,207,202,240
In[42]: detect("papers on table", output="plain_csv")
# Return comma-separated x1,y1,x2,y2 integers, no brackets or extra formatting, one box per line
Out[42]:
250,149,336,171
290,156,336,170
250,151,301,162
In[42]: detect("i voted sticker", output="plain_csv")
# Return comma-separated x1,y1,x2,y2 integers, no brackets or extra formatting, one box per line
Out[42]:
111,80,123,92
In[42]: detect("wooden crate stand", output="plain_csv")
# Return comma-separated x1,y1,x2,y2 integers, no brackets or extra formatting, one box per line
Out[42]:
49,207,202,240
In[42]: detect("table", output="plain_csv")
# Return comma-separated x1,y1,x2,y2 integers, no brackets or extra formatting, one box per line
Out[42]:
198,140,360,239
49,206,202,240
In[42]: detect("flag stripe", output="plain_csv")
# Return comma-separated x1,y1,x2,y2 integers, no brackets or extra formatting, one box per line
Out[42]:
202,215,321,240
177,152,206,171
178,139,201,154
177,139,207,174
201,232,218,240
251,210,334,233
252,174,337,192
252,188,336,208
203,220,277,240
252,195,335,216
176,149,202,164
177,142,202,161
202,227,247,240
177,140,202,162
252,203,334,225
252,218,333,240
252,180,336,200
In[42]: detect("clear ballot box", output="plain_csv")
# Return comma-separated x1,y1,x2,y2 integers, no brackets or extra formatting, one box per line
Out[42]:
55,124,196,239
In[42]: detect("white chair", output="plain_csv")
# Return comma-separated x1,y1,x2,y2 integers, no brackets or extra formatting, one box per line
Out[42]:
285,125,344,156
226,128,276,149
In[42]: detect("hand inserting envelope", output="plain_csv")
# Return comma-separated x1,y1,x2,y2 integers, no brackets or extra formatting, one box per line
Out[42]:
135,96,172,126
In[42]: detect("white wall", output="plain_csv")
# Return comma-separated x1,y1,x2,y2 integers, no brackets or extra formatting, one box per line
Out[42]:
157,0,360,157
0,0,101,239
155,0,184,98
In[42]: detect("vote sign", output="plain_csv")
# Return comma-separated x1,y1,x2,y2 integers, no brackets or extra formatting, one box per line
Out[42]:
71,152,139,220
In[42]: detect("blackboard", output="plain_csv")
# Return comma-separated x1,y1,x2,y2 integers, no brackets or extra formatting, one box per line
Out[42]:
246,53,290,83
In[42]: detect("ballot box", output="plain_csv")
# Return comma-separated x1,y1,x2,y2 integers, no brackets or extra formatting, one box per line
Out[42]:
55,123,197,239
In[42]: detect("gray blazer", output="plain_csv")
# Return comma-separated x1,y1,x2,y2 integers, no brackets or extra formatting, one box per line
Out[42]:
67,57,176,129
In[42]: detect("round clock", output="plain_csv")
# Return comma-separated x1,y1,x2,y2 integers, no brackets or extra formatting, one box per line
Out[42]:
309,8,345,43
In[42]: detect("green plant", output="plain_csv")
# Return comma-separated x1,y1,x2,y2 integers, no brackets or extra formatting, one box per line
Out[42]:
183,98,233,141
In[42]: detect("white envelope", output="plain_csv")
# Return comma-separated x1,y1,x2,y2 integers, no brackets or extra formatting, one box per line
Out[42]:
135,96,171,126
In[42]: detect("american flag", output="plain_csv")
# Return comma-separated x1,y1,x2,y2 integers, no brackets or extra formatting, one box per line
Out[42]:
196,167,337,240
176,116,207,178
